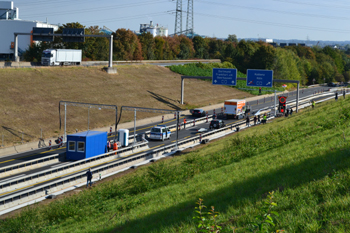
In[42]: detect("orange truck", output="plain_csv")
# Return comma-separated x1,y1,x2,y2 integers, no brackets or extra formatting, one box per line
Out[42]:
224,99,247,119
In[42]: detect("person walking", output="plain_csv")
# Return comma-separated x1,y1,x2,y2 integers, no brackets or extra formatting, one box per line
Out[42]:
290,108,293,116
246,116,250,127
183,118,187,129
254,115,257,125
335,92,338,101
263,114,267,124
86,168,93,188
343,90,346,99
312,100,315,109
257,114,261,124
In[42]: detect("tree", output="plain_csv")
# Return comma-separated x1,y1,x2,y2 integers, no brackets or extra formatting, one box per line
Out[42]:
154,36,165,60
192,36,209,59
250,44,276,70
177,35,194,59
113,28,143,60
138,32,155,60
226,34,238,43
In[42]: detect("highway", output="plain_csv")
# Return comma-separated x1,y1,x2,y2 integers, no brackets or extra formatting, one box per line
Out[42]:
0,86,337,201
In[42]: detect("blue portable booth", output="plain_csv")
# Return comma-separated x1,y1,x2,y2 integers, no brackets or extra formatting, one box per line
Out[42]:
66,131,107,161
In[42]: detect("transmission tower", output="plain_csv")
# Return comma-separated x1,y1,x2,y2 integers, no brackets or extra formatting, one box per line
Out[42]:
186,0,194,37
174,0,182,35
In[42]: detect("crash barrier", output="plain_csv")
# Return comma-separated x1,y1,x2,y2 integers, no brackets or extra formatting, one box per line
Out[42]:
0,141,148,194
0,154,61,179
0,90,335,211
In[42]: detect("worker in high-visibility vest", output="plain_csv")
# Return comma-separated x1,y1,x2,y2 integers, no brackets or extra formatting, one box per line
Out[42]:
312,100,315,109
263,114,267,124
183,118,187,129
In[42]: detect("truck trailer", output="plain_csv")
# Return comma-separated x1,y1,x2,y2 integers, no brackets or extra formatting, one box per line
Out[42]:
41,49,82,66
224,99,249,119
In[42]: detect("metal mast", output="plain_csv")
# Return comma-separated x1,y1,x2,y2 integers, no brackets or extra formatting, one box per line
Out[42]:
174,0,182,35
186,0,194,37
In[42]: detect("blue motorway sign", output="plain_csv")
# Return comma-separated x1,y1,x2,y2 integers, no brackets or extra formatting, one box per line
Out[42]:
246,69,273,88
212,68,237,86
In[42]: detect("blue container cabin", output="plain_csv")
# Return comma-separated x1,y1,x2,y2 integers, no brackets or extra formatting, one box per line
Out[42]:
66,131,107,161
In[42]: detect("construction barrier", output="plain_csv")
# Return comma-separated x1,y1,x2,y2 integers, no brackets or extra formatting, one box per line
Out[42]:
174,113,176,119
109,127,112,136
193,119,196,127
206,115,208,123
49,140,51,150
162,116,164,123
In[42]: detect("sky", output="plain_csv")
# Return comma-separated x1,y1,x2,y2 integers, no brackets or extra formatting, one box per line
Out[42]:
13,0,350,42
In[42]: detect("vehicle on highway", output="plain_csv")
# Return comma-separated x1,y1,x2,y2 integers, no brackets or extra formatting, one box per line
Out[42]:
327,82,337,87
191,108,206,117
41,49,82,66
149,125,171,141
224,99,248,119
209,119,225,129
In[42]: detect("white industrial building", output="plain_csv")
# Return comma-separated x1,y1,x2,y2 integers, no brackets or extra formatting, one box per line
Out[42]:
0,1,58,60
139,21,168,37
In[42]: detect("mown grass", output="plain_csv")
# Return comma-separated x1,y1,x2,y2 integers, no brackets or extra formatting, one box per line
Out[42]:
1,97,350,232
168,62,286,95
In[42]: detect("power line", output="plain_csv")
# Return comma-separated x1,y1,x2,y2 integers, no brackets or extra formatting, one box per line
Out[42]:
272,0,350,9
194,12,350,34
196,0,350,21
20,0,167,17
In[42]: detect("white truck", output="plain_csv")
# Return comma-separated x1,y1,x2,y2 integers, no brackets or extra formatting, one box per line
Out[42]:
41,49,82,66
224,99,249,119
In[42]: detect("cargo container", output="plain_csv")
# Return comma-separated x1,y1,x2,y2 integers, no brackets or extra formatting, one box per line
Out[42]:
41,49,82,66
224,99,249,119
66,131,107,161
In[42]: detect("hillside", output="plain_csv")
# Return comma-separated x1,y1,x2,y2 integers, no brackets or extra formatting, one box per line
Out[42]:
0,65,251,147
1,89,350,232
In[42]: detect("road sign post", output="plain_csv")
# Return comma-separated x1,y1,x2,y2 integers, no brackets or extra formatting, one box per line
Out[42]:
212,68,237,86
247,69,273,88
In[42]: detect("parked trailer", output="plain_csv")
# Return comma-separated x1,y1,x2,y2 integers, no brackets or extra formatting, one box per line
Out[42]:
41,49,82,66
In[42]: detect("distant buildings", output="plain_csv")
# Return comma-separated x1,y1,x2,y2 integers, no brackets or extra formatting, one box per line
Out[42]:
0,1,58,60
137,21,168,37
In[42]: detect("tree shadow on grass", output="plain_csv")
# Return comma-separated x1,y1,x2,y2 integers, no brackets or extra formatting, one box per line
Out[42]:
147,91,181,110
99,147,350,232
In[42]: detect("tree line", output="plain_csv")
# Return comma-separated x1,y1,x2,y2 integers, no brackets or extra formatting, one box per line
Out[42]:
24,23,350,85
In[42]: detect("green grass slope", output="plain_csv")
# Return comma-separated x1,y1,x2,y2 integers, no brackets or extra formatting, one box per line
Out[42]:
2,97,350,232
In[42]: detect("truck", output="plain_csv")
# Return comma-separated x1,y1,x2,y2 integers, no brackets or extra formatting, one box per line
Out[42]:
41,49,82,66
224,99,249,119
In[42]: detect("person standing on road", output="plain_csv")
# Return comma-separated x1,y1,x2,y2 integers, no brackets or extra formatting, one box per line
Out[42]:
86,168,93,188
246,116,250,127
312,100,315,109
335,92,338,101
343,90,346,99
257,114,261,124
254,115,257,125
290,108,293,116
183,118,187,129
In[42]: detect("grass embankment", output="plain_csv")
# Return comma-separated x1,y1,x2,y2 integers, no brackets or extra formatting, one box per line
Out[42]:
2,93,350,232
168,62,285,95
0,65,250,146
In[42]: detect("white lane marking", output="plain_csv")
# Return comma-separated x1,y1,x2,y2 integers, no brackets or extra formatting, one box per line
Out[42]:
51,162,70,168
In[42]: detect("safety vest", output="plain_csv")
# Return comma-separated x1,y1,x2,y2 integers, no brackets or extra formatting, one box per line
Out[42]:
184,119,187,124
312,102,315,106
263,115,267,120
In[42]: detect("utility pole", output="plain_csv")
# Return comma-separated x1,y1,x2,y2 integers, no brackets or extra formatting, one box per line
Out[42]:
186,0,194,37
174,0,182,35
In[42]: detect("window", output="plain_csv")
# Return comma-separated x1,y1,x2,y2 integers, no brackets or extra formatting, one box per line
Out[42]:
68,141,75,152
151,128,161,133
162,128,166,133
77,141,85,152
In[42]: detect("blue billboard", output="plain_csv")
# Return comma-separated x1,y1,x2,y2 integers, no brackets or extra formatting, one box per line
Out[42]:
246,69,273,88
212,68,237,86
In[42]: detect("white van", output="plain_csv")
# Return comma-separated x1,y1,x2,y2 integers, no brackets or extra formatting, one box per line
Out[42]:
149,125,171,141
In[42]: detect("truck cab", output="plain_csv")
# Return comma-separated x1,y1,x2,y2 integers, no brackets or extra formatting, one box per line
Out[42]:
41,49,57,66
149,125,171,141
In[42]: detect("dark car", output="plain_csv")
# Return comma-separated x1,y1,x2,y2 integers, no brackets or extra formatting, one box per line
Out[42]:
328,82,337,87
191,108,206,117
210,119,225,129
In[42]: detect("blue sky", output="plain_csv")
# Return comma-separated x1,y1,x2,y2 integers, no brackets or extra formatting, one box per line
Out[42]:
14,0,350,41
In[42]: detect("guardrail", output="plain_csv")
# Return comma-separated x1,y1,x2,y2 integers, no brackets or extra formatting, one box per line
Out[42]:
0,141,148,193
0,90,339,211
0,153,62,179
